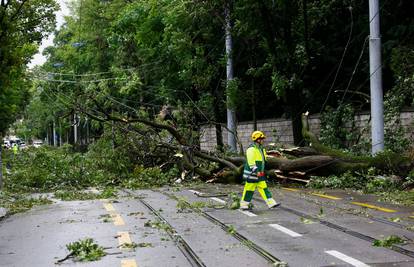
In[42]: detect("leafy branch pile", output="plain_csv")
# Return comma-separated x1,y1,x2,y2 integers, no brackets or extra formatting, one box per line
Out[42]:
63,238,106,262
0,191,52,215
3,138,179,194
373,235,406,248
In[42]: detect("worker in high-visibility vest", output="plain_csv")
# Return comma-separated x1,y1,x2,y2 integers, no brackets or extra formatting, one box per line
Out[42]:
240,131,280,210
12,143,18,155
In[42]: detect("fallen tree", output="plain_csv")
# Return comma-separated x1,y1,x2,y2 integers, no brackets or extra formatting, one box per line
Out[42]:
79,102,414,185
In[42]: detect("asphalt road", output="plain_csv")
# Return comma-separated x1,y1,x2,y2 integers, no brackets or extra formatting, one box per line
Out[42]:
1,185,414,267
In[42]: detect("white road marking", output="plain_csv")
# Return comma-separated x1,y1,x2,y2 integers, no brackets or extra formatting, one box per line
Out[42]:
238,210,257,217
325,250,370,267
268,224,302,237
210,197,226,204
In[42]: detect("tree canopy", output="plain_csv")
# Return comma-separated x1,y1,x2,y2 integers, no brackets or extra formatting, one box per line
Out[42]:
0,0,58,135
5,0,413,152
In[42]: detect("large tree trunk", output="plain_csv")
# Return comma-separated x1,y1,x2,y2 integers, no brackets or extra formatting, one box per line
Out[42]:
79,105,413,184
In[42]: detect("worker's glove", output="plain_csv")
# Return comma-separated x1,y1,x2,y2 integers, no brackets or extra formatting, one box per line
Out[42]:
257,171,266,177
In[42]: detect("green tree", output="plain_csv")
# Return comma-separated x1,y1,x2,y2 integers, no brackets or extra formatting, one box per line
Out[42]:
0,0,58,134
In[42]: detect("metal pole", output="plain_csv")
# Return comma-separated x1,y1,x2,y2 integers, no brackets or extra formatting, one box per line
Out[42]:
225,1,237,152
74,113,78,145
53,119,57,146
59,120,62,146
86,117,89,145
369,0,384,154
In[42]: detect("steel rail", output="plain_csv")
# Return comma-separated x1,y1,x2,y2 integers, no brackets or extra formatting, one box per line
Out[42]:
276,204,414,259
122,189,206,267
158,189,284,265
290,191,410,230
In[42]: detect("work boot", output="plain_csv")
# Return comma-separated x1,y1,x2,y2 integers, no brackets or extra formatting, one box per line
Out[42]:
240,200,251,210
267,198,281,209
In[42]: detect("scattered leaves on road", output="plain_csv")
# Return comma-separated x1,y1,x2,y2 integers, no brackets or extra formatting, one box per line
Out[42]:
389,217,401,222
300,217,315,224
228,192,240,210
144,219,174,234
373,235,406,247
227,225,236,235
119,242,143,250
99,214,112,223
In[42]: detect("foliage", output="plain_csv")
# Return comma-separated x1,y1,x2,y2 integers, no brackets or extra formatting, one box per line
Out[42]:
175,197,218,212
300,217,315,224
66,238,106,262
0,0,58,134
319,104,361,151
308,168,400,193
144,219,173,234
99,214,112,223
377,190,414,206
3,0,414,197
3,0,411,153
227,192,240,210
54,187,116,201
373,235,406,248
0,191,52,215
119,242,149,250
5,146,94,191
382,56,412,153
4,142,177,195
308,168,414,206
308,171,366,190
176,196,191,212
122,165,178,189
227,225,236,235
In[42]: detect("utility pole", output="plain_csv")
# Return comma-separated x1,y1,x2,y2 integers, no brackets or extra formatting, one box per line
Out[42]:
369,0,384,154
74,113,78,145
225,1,237,152
53,119,57,146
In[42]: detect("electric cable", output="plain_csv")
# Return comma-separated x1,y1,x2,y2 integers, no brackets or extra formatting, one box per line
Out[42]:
320,5,354,113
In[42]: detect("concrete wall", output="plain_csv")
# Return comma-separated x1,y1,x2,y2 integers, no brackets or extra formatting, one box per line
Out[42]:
200,111,414,151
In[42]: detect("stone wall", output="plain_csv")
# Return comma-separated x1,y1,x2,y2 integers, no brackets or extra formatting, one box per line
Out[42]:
199,110,414,151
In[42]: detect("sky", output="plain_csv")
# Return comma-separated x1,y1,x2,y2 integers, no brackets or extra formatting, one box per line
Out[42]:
28,0,71,68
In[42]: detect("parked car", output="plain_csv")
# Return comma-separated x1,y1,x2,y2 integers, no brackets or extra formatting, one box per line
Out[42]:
33,140,43,148
3,140,11,149
20,142,27,149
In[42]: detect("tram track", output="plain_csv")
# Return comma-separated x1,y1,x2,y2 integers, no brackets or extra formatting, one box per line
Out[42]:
184,187,414,260
123,188,285,266
289,191,411,230
123,189,206,267
159,189,284,265
124,187,414,266
251,195,414,259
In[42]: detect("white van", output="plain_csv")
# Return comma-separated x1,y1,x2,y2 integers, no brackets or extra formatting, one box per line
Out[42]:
33,140,43,148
